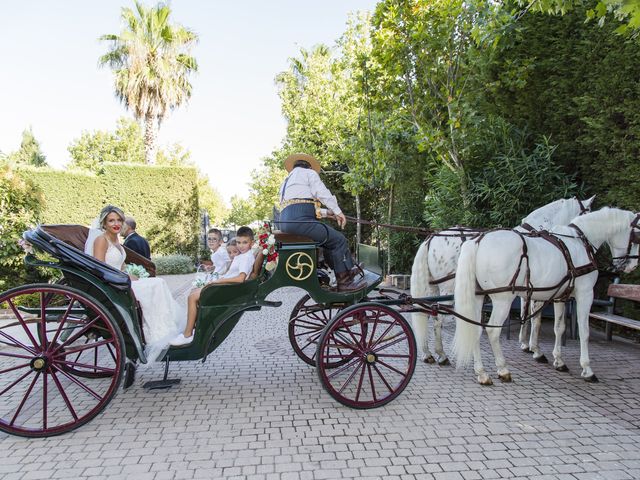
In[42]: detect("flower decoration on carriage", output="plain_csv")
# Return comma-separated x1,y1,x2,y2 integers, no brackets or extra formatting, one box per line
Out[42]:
256,222,278,271
125,263,150,279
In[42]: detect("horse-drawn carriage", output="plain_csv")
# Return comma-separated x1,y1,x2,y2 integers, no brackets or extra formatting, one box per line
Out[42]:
2,200,639,438
0,224,418,437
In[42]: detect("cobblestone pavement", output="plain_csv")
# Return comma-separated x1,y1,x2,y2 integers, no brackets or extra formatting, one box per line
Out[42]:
2,281,640,480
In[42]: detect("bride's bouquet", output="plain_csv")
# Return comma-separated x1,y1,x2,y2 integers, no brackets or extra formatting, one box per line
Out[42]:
125,264,150,279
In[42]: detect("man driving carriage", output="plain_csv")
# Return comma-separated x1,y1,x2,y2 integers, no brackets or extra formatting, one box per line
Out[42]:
278,153,365,292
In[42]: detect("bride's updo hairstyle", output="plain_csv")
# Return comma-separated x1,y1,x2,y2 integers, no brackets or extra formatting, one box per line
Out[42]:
99,205,125,230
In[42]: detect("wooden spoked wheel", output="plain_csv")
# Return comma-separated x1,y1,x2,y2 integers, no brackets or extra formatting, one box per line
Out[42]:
288,294,345,367
0,284,125,437
316,303,416,409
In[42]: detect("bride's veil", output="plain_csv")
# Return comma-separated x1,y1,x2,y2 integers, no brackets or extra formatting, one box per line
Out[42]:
84,217,103,256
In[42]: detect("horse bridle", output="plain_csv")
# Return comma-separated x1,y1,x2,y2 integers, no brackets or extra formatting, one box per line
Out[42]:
611,213,640,265
576,197,591,215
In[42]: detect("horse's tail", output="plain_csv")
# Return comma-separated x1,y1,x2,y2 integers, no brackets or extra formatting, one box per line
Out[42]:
410,240,430,299
410,241,431,344
452,240,482,369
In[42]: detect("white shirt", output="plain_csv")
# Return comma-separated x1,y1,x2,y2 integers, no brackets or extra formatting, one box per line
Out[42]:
211,246,230,273
222,250,255,280
280,168,342,215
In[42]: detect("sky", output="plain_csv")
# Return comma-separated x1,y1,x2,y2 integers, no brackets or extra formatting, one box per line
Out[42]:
0,0,378,203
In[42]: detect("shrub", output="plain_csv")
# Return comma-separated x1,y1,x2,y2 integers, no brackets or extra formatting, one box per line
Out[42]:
0,164,45,290
423,121,577,229
470,136,577,227
153,254,196,275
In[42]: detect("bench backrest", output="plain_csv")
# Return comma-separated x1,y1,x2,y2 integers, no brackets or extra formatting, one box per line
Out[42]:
607,283,640,302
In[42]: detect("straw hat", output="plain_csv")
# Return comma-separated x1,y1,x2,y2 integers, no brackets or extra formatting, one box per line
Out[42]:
283,153,321,173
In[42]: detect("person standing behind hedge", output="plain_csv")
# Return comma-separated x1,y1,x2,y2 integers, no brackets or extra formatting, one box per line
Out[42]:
122,216,151,259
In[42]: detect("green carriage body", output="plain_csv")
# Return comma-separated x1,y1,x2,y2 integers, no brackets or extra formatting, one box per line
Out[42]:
0,224,417,438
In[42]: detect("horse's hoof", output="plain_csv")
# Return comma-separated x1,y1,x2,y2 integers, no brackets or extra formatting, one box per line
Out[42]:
521,346,531,353
478,375,493,386
534,354,548,364
555,365,569,372
424,355,436,364
584,374,599,383
498,373,512,383
438,357,450,366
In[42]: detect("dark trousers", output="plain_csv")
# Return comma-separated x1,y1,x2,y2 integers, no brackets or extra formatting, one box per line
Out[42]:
279,203,353,274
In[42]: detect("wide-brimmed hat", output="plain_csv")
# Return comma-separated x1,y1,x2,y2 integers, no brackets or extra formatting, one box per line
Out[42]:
284,153,321,173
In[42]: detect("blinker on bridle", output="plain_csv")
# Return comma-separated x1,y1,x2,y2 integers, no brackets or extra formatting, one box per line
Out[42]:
612,213,640,263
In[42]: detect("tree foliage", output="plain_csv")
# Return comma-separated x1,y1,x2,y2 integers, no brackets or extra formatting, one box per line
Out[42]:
68,117,145,170
99,1,198,164
7,127,47,167
520,0,640,35
226,0,638,274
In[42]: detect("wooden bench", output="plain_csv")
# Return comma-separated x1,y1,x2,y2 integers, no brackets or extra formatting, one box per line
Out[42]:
589,282,640,341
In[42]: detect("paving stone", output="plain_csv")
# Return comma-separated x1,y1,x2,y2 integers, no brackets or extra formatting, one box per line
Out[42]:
2,287,640,480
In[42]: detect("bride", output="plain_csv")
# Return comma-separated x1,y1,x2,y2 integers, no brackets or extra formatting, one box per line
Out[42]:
84,205,185,362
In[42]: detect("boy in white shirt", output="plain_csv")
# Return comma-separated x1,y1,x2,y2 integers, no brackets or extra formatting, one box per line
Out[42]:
171,226,255,346
207,228,230,274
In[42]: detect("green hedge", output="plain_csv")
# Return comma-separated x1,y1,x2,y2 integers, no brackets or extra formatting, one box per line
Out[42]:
20,163,199,256
153,254,196,275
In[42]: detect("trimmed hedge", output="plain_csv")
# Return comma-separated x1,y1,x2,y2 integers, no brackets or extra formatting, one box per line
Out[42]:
20,163,199,256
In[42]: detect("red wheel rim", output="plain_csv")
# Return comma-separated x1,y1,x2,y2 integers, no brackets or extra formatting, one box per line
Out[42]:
288,295,344,367
316,304,416,409
0,284,124,437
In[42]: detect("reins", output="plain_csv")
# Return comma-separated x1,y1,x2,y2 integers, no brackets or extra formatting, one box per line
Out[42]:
344,215,434,235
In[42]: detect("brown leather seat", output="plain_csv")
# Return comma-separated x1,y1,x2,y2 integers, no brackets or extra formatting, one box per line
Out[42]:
273,231,314,244
41,224,156,277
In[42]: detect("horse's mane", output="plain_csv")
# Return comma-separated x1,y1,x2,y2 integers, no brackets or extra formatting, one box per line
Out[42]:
569,207,635,245
521,198,577,228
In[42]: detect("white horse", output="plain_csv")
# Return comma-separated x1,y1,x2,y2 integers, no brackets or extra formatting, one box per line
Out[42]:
410,196,594,365
453,207,640,385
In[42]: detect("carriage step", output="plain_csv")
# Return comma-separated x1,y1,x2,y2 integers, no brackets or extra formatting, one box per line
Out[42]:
143,378,181,390
142,356,181,391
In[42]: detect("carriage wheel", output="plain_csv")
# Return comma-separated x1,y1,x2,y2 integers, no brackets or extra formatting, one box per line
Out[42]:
0,284,125,437
316,303,416,409
35,302,117,380
288,294,346,367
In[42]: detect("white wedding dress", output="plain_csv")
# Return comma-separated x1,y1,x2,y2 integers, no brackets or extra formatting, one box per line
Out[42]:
85,231,185,363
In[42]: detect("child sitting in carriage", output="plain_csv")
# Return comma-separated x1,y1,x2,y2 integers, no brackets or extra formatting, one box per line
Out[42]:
170,226,255,346
206,228,230,275
221,238,239,275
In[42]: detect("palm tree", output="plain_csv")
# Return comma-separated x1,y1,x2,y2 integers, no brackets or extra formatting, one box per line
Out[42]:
99,1,198,164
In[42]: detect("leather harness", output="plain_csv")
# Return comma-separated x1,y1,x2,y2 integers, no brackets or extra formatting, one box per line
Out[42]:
424,227,484,285
471,215,640,322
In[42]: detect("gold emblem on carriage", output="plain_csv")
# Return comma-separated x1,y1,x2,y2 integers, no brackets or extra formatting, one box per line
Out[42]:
285,252,314,281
